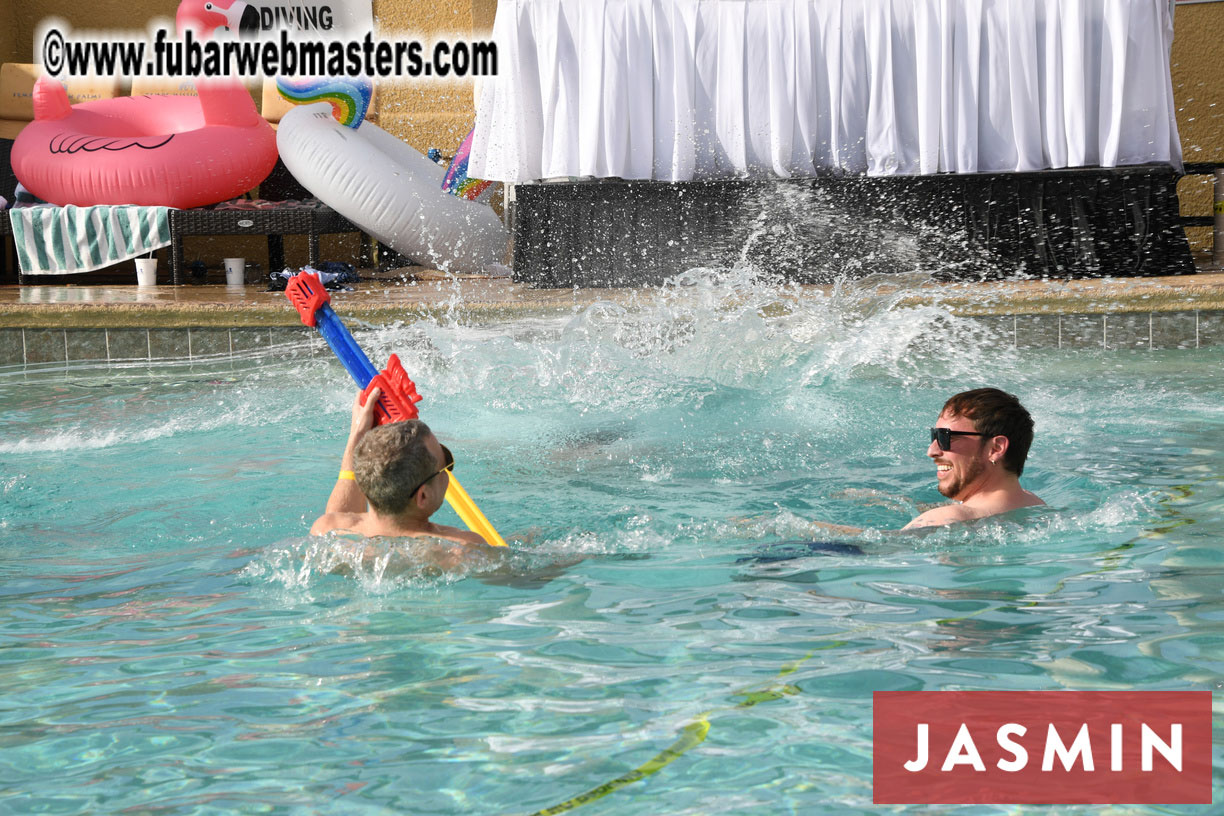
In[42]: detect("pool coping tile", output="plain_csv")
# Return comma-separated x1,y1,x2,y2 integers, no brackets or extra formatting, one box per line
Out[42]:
106,329,150,361
1104,313,1152,350
149,329,191,360
24,329,67,364
188,328,231,358
1199,311,1224,347
968,315,1017,349
1059,314,1106,350
1151,311,1199,350
65,329,109,362
1015,314,1061,349
0,329,24,366
2,307,1222,367
230,328,272,354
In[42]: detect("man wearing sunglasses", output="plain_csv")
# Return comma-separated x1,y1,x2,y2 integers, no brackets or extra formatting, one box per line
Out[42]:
902,387,1044,530
311,387,490,546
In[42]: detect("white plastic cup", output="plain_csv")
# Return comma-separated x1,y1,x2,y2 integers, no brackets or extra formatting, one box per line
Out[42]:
135,258,158,287
223,257,246,286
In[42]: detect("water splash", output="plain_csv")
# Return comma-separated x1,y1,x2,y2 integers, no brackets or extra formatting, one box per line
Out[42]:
340,267,1023,420
243,535,499,594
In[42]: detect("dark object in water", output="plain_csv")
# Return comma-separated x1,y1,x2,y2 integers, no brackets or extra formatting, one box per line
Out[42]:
738,540,865,564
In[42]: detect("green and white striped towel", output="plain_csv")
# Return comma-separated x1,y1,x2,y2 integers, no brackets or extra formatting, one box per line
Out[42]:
8,205,171,275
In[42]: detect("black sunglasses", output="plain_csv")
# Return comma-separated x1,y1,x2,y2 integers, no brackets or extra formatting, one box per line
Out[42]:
930,427,986,451
410,444,454,496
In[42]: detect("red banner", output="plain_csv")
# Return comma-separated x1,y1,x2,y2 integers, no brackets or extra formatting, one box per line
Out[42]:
873,691,1212,804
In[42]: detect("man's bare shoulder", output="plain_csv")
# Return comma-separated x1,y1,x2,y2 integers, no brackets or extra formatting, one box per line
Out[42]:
429,523,492,548
310,512,367,537
310,515,493,549
1015,490,1045,509
902,503,980,530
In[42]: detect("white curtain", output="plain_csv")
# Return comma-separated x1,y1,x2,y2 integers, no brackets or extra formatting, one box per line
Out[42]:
471,0,1182,182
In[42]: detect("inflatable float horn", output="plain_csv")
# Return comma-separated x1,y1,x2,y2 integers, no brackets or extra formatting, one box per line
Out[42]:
32,76,72,121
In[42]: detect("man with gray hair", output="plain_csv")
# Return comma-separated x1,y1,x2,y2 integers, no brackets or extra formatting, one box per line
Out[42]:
311,386,490,546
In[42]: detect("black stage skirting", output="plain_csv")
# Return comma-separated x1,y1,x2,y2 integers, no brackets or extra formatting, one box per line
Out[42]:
511,166,1193,287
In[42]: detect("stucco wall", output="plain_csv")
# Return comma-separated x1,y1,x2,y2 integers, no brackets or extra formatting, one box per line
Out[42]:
9,0,176,63
0,2,19,67
1172,3,1224,163
1171,2,1224,255
367,0,494,154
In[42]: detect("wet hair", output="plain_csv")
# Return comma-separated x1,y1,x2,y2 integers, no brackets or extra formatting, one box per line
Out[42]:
353,420,436,515
942,388,1035,476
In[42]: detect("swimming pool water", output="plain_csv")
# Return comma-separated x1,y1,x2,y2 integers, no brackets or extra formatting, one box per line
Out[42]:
3,275,1223,814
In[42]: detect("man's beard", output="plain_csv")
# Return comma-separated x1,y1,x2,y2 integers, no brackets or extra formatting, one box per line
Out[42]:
938,457,986,500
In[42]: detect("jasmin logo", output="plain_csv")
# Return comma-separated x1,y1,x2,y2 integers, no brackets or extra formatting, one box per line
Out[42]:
905,721,1183,773
873,691,1211,804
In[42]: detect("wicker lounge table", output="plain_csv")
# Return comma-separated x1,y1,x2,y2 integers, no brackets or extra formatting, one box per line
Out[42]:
169,206,363,284
312,208,362,256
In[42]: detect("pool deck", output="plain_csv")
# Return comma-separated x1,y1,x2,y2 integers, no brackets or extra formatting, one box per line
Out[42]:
2,267,1224,329
2,266,1224,366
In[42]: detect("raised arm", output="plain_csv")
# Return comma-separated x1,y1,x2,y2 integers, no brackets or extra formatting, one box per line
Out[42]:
323,386,381,515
